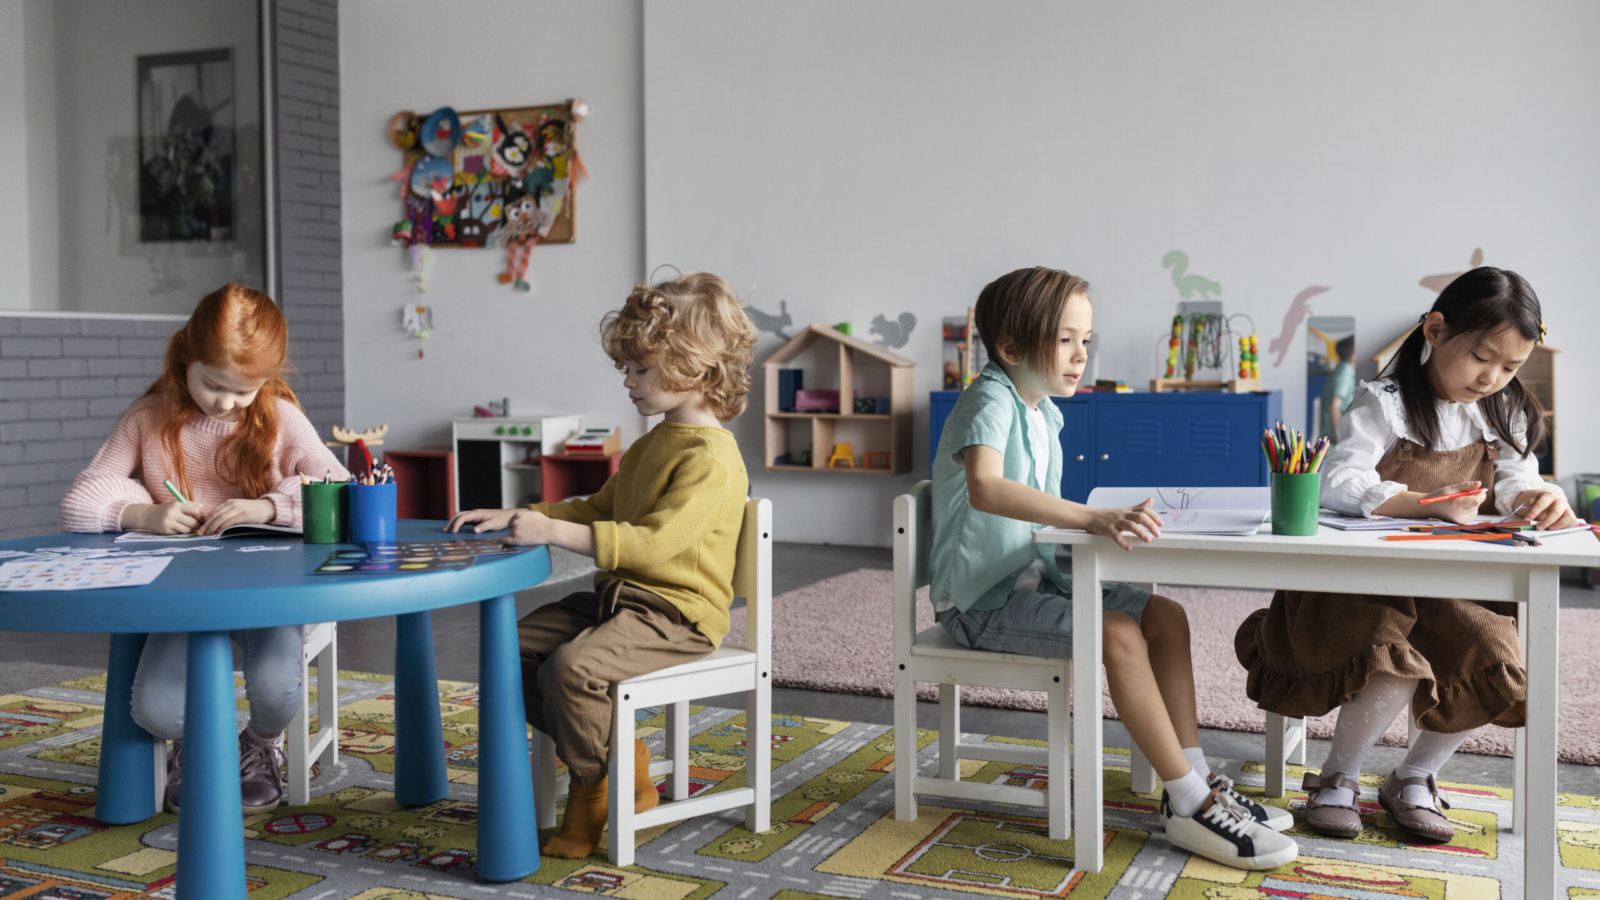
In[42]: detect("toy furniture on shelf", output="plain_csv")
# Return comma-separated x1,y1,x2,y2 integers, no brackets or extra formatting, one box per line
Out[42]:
864,450,891,470
540,452,622,504
763,324,914,475
452,415,582,511
930,389,1282,501
827,443,854,468
382,449,456,519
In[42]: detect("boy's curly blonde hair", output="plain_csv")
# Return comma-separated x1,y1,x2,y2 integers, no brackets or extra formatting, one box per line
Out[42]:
601,271,759,421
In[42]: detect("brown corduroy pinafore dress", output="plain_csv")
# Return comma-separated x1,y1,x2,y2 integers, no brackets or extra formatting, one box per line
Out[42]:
1234,437,1527,732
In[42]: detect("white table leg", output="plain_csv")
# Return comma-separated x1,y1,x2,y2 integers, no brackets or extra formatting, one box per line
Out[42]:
1513,599,1529,834
1071,546,1104,873
1522,566,1559,899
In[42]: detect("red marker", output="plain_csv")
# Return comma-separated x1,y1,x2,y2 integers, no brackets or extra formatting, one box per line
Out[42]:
1418,488,1488,506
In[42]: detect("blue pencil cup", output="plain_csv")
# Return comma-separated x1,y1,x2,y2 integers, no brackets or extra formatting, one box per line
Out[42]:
348,482,398,543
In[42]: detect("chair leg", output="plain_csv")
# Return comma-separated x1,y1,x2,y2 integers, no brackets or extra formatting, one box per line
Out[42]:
316,626,339,767
1129,740,1157,795
938,683,961,781
285,641,313,808
533,732,559,831
893,666,918,821
746,680,771,833
608,686,636,867
1046,674,1070,842
666,702,690,801
1265,712,1306,798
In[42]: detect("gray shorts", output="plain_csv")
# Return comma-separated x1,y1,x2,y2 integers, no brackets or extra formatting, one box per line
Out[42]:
936,573,1151,660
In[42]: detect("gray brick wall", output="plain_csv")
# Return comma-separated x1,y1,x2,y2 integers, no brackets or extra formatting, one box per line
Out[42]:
273,0,344,441
0,0,345,540
0,315,182,541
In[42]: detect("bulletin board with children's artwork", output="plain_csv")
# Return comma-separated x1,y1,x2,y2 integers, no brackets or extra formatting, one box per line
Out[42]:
388,100,588,294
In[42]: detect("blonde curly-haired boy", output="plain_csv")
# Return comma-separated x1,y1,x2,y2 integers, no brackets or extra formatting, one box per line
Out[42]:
448,271,757,858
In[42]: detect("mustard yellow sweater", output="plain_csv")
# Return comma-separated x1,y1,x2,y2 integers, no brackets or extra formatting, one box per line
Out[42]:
530,422,748,646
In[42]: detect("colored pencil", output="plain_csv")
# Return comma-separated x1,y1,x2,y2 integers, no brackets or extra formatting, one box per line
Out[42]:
1418,488,1488,505
1382,532,1516,542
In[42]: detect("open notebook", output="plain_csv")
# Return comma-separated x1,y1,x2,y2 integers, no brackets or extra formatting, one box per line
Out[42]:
115,523,302,542
1085,486,1269,536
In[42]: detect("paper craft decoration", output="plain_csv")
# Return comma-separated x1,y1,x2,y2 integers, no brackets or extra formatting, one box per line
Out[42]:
419,107,461,157
0,556,173,591
389,100,586,292
1086,486,1270,535
402,303,433,358
313,548,480,575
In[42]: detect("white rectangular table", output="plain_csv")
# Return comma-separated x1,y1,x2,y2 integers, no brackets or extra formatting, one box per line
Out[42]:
1034,523,1600,897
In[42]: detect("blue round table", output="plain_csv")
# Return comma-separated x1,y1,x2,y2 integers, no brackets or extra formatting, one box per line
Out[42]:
0,520,551,899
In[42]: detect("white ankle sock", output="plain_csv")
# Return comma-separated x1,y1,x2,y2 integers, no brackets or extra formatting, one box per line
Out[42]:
1166,767,1211,817
1183,747,1211,782
1395,729,1470,807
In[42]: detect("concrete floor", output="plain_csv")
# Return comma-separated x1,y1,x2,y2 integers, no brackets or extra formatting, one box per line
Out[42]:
3,541,1596,793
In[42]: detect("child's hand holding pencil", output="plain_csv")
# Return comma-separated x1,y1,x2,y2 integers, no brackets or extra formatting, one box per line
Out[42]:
1416,481,1487,525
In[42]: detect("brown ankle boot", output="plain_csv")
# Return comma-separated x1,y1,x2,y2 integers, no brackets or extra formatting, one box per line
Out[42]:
634,740,659,813
546,778,608,859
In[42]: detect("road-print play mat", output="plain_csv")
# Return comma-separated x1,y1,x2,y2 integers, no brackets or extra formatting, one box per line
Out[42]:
0,669,1592,898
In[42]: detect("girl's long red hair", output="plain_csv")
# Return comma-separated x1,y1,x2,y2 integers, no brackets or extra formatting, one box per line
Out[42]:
144,284,299,501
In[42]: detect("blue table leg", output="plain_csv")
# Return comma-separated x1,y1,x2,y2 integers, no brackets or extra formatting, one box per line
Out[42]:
394,611,448,806
176,631,245,900
98,633,156,824
477,593,540,880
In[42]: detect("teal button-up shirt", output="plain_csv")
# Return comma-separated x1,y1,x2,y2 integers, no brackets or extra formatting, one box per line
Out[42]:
929,362,1069,613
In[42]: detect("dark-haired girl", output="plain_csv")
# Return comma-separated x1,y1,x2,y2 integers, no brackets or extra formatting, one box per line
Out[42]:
1237,267,1576,844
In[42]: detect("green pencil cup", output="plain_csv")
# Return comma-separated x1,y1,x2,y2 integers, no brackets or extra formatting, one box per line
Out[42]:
301,482,348,544
1271,472,1321,536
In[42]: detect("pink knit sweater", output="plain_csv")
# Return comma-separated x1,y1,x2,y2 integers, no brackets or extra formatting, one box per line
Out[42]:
60,396,351,533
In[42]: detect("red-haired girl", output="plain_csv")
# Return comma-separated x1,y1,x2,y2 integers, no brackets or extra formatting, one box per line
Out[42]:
60,283,349,814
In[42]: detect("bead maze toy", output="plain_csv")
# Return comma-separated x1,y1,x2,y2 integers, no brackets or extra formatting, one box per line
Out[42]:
1151,304,1262,393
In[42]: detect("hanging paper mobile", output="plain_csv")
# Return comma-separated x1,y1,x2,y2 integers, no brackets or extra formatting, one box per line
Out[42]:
402,303,434,359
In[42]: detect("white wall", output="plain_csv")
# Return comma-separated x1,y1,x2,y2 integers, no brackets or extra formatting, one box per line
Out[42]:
644,1,1600,545
0,2,33,309
339,0,645,454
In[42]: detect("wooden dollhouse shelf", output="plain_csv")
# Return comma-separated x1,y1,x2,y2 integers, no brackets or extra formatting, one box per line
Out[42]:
761,324,915,474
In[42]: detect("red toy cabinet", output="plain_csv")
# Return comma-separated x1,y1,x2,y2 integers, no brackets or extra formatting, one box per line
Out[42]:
539,452,622,504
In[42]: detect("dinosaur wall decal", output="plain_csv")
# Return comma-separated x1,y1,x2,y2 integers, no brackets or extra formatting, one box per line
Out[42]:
1162,250,1222,300
1268,285,1330,367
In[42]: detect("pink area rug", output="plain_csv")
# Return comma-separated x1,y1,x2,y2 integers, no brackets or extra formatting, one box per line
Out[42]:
728,568,1600,764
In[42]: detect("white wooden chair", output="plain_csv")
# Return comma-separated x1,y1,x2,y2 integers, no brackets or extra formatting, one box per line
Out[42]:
893,481,1153,840
149,623,339,812
534,497,772,866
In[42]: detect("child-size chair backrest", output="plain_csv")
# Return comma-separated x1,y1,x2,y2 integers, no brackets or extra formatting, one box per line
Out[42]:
731,497,772,666
892,481,933,658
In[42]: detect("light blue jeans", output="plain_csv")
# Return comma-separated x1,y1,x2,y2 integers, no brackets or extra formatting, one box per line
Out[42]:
129,627,305,741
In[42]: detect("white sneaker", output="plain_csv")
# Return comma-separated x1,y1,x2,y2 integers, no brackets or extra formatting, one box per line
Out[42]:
1209,774,1294,832
1163,789,1299,871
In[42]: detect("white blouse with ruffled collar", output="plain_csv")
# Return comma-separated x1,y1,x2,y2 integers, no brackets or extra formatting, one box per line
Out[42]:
1319,378,1556,517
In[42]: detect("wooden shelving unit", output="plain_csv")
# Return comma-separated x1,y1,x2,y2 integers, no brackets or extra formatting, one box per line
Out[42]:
761,324,915,474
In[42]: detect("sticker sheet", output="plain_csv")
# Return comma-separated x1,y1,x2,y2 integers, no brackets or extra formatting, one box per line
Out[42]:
313,549,479,576
0,556,174,591
365,539,524,559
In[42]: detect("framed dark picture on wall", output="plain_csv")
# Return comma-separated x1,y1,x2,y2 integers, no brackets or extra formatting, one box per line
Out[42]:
137,48,235,243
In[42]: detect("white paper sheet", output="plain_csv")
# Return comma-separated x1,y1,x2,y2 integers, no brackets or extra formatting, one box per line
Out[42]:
0,556,173,591
1086,486,1270,535
1086,486,1270,511
115,523,301,543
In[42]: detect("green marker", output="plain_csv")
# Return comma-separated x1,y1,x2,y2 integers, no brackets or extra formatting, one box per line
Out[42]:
162,479,189,504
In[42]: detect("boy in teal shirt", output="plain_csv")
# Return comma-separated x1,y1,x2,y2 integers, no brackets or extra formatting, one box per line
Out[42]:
931,267,1297,871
